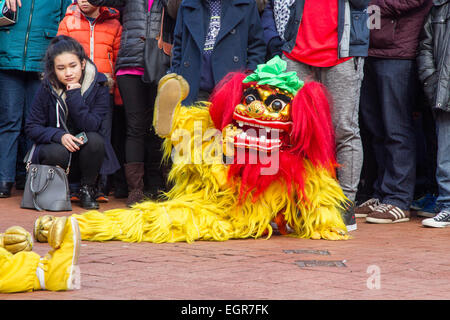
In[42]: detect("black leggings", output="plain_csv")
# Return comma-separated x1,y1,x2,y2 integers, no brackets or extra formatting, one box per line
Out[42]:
116,74,163,165
38,132,105,185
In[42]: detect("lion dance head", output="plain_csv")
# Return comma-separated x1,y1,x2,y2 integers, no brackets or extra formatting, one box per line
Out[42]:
208,56,338,203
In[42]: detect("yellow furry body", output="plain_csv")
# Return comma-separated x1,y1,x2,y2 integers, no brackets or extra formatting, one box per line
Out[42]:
73,104,349,242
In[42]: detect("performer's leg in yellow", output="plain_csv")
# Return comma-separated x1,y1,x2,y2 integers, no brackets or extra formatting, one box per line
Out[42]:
0,216,81,293
0,248,40,293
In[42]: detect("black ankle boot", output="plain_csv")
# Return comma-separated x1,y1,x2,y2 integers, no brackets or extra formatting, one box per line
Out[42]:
79,184,99,210
0,182,13,198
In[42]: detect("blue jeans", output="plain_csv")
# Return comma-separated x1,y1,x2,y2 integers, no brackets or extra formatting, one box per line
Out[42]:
435,111,450,211
0,69,41,183
359,58,417,210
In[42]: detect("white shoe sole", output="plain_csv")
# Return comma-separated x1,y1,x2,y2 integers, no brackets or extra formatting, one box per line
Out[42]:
365,217,410,224
422,220,450,228
355,213,368,218
346,223,357,232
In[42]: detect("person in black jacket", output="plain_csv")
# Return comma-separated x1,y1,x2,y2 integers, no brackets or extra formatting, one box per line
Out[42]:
25,35,119,210
417,0,450,228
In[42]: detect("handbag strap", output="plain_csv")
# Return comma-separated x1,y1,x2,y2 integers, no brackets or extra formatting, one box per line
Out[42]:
57,107,73,174
24,106,73,175
157,8,172,55
25,144,72,175
29,166,56,211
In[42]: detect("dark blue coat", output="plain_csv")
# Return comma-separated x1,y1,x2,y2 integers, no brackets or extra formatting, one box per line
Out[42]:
170,0,266,105
25,63,120,175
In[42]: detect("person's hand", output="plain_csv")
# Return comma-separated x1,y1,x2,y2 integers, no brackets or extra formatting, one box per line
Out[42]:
66,83,81,91
61,133,83,152
267,36,284,60
5,0,22,12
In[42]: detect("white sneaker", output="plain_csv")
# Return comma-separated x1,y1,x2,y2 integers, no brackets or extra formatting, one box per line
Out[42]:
422,210,450,228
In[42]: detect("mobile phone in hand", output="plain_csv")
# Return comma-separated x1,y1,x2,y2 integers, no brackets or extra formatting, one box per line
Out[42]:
75,132,88,147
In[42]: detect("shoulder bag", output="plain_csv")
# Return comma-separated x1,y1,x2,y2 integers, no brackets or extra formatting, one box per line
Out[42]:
20,144,72,212
143,7,172,85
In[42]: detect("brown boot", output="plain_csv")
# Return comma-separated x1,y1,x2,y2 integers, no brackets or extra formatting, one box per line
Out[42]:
124,162,146,207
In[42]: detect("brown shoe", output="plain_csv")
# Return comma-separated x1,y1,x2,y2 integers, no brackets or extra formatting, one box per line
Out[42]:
365,204,410,224
355,198,380,218
124,162,146,207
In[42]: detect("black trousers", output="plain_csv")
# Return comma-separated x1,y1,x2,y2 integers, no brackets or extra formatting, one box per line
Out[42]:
38,132,105,185
116,74,163,163
117,74,165,190
110,105,127,191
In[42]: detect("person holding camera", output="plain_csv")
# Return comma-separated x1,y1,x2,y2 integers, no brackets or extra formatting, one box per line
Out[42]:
0,0,72,198
25,35,118,210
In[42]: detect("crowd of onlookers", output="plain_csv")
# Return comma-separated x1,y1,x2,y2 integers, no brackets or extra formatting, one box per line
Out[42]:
0,0,448,229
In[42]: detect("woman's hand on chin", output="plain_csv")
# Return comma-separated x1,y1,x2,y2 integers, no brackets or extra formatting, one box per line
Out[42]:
66,83,81,91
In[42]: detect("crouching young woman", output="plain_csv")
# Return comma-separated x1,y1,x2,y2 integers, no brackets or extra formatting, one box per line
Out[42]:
25,35,119,210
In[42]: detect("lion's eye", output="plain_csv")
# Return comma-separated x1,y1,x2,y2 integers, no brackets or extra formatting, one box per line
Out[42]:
245,95,256,105
270,99,285,112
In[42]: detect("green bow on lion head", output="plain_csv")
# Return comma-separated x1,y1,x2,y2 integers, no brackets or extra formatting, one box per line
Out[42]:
243,55,304,95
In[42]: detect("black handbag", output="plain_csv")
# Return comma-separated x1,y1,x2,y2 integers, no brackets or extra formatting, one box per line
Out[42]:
20,144,72,212
143,8,172,85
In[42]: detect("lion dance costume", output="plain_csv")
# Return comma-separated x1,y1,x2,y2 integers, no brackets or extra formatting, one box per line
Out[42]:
0,56,350,293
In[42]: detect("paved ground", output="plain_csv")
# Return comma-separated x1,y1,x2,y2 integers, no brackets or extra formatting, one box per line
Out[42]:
1,187,449,301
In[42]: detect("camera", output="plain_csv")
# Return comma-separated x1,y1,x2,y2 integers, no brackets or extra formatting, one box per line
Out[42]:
0,0,18,26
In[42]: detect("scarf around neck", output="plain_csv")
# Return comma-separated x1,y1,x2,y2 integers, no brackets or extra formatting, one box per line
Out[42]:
273,0,296,40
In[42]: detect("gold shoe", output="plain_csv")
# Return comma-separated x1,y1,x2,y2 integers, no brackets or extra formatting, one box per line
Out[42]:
0,226,33,254
153,73,190,137
36,216,81,291
33,215,56,243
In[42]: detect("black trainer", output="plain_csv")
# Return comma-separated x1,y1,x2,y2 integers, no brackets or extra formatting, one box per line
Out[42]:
341,200,357,232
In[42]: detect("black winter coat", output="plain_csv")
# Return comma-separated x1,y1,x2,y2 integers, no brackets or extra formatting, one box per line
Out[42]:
417,0,450,111
88,0,174,71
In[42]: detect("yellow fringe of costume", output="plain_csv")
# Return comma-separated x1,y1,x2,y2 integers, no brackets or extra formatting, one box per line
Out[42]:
73,104,349,242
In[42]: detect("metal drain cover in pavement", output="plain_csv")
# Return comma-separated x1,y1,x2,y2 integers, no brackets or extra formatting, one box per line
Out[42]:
283,249,330,255
295,260,347,268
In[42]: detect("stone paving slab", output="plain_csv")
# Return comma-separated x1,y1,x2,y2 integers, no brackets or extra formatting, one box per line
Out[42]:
1,188,450,301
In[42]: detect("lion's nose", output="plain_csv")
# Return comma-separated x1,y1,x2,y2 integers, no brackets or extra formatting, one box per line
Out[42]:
244,100,266,117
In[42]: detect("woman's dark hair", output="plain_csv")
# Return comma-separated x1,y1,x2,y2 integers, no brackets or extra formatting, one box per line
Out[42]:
43,35,90,89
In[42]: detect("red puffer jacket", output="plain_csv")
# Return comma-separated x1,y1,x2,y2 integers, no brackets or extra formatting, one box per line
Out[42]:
58,4,123,105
